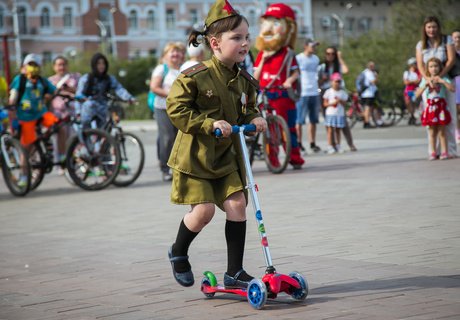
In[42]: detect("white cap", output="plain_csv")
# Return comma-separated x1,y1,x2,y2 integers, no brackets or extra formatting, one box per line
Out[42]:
23,53,42,66
187,43,205,58
407,57,416,66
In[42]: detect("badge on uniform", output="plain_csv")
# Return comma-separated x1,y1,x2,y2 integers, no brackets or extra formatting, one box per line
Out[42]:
206,90,213,98
241,93,247,114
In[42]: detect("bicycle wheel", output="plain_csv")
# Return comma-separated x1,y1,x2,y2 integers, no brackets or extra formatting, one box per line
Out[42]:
371,103,395,127
28,142,46,191
263,114,291,174
66,129,120,191
1,135,31,196
113,131,145,187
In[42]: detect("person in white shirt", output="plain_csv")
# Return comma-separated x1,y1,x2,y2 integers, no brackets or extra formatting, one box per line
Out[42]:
296,38,321,152
322,73,348,154
150,42,186,181
180,43,206,72
360,61,379,128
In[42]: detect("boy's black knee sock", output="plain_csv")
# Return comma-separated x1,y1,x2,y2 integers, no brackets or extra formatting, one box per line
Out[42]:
171,219,199,273
225,220,252,281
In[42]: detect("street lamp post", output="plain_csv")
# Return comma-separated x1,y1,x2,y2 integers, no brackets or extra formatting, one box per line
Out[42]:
109,7,117,58
95,20,108,55
12,0,22,68
331,13,344,48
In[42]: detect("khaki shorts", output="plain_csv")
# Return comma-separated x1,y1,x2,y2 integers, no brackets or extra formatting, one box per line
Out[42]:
171,170,244,211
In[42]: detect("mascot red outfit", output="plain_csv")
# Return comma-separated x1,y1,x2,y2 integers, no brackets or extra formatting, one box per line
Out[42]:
254,3,304,168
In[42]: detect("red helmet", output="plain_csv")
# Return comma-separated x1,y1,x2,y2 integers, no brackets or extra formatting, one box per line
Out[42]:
262,3,295,20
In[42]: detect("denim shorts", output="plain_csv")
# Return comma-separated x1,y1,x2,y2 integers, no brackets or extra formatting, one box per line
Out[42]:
296,95,320,125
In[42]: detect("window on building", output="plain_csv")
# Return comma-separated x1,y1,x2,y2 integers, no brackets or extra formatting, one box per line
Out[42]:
18,6,27,34
147,10,156,30
42,51,52,64
358,17,372,32
63,7,73,28
129,10,138,30
378,16,387,30
98,8,111,36
345,17,354,32
166,9,175,29
0,7,5,29
40,7,51,28
190,9,198,25
149,49,157,58
247,9,257,28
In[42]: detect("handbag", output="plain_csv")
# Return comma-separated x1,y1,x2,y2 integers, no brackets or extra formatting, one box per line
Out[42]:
148,64,169,112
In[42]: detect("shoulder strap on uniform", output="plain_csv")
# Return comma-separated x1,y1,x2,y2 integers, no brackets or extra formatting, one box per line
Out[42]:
239,68,259,90
181,62,208,77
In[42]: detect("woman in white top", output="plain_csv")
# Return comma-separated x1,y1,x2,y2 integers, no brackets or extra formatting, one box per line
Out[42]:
150,42,186,181
415,16,457,157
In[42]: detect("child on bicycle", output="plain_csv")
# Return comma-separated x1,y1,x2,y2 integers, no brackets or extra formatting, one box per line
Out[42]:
8,54,58,186
166,0,267,288
75,53,135,129
416,57,454,160
322,73,348,154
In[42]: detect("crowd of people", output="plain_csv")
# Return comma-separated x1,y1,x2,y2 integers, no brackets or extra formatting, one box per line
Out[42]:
0,12,458,190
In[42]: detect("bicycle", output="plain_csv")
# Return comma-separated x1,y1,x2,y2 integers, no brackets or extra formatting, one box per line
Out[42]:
391,93,422,126
346,92,395,128
104,93,145,187
245,88,291,174
0,107,31,196
28,94,121,191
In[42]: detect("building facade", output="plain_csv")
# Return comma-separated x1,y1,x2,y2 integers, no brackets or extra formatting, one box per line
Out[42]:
1,0,398,66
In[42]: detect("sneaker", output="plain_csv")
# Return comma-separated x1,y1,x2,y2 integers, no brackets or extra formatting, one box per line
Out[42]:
326,146,337,155
439,152,449,160
162,171,172,182
336,145,345,154
363,123,371,129
310,144,321,153
350,145,358,152
17,175,28,188
119,163,131,175
223,269,254,289
299,143,306,152
428,152,437,161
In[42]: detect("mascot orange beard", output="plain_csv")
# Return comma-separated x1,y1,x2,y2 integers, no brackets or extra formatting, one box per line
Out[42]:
255,16,297,54
253,3,304,168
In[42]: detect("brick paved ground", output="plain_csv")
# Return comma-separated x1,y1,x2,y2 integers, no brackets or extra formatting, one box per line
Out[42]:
0,122,459,320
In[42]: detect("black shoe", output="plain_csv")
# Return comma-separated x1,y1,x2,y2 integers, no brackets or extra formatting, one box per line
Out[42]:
363,123,371,129
223,269,254,289
310,144,321,153
299,143,305,152
168,246,194,287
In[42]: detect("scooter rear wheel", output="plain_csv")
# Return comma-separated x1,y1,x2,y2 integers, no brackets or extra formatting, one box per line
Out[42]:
200,277,215,298
247,279,267,309
289,272,308,300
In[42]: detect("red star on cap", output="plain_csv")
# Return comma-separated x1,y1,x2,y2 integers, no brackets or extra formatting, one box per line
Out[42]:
223,0,235,14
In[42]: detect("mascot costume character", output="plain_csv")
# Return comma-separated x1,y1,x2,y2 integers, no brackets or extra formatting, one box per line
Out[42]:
253,3,304,168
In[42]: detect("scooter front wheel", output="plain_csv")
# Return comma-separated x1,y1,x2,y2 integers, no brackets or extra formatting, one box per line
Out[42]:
289,272,308,300
201,277,215,298
247,279,267,309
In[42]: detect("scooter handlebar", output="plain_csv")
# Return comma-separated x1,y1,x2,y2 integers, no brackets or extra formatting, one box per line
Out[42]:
215,124,256,137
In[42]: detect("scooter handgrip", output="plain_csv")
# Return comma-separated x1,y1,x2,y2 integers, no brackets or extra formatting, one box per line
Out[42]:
214,124,256,137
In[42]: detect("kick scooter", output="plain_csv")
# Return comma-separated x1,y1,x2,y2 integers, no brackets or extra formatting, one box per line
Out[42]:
200,124,308,309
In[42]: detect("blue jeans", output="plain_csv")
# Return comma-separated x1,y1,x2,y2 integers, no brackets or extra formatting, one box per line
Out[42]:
296,95,320,125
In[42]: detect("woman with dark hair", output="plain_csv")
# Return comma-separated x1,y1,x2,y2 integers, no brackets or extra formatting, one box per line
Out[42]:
416,16,457,157
76,53,136,129
318,46,357,152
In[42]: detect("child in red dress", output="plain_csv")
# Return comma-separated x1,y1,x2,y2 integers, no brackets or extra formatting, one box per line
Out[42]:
416,57,455,160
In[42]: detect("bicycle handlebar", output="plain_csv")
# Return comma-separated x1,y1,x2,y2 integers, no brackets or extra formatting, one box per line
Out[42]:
214,124,256,138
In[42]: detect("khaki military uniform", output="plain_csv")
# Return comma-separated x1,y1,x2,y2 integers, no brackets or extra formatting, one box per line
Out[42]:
166,55,260,210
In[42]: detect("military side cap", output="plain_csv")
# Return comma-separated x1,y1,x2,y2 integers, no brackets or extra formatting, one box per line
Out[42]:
205,0,238,28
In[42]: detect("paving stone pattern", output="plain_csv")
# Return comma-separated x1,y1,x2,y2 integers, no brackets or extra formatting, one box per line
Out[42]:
0,122,459,320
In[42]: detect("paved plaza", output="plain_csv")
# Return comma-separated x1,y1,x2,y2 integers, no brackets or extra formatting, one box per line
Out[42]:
0,121,459,320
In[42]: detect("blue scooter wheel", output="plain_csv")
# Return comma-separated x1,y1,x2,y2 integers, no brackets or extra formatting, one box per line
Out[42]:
247,279,267,309
201,277,215,298
289,272,308,300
